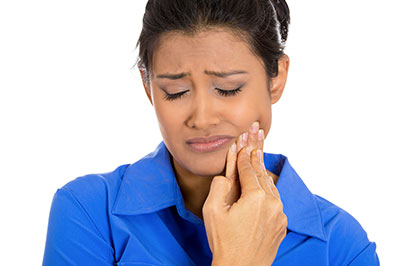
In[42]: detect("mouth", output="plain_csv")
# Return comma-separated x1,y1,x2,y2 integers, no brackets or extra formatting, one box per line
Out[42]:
186,135,234,153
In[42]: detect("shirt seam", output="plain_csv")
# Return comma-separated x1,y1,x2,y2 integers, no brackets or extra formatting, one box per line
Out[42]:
60,187,115,258
122,199,177,214
346,241,376,266
313,194,328,242
111,166,129,214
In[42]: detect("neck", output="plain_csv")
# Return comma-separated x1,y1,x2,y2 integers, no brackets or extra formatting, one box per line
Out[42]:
172,156,214,221
170,154,280,221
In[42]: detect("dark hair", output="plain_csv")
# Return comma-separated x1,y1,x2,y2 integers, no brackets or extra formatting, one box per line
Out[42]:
134,0,290,89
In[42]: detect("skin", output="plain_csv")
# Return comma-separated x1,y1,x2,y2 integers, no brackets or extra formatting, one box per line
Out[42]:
139,27,289,220
204,122,288,266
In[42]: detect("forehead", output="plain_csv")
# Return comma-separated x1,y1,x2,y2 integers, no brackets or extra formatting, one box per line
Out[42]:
152,29,263,74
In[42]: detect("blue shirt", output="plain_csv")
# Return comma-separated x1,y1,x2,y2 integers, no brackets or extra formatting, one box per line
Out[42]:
43,141,379,266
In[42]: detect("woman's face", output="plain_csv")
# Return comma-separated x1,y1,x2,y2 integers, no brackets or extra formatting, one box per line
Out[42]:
141,28,288,177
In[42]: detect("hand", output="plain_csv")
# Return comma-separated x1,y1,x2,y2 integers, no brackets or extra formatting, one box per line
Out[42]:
202,121,287,266
223,121,267,206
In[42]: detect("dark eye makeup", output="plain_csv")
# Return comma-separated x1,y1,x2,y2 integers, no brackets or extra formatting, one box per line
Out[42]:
163,85,244,101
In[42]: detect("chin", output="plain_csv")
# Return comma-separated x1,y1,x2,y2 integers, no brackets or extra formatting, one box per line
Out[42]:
192,168,225,178
187,155,226,177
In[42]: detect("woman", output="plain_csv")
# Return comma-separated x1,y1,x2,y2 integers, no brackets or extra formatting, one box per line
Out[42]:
42,0,379,265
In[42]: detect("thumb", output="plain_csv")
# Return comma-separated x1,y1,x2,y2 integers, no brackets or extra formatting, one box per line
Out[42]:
203,175,232,214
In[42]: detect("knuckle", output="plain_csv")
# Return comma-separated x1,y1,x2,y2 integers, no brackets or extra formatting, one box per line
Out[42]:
274,190,282,199
281,213,288,227
276,200,284,212
280,227,288,241
271,199,284,213
251,188,267,200
202,203,218,216
212,175,226,185
201,202,209,213
239,164,253,174
254,170,263,179
237,148,248,160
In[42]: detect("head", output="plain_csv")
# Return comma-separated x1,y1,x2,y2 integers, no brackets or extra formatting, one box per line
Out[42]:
135,0,290,178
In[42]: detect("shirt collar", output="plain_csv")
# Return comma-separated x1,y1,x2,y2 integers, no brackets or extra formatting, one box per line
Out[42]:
274,154,328,242
112,141,327,241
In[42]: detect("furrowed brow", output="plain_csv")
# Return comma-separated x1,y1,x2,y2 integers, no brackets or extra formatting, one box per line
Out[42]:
204,70,248,78
156,70,248,80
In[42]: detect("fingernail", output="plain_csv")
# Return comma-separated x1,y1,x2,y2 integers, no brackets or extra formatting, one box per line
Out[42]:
250,121,259,134
257,149,262,160
246,146,252,155
231,142,237,153
242,132,248,141
258,129,264,141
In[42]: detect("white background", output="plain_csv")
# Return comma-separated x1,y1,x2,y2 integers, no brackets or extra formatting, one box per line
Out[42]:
0,0,398,265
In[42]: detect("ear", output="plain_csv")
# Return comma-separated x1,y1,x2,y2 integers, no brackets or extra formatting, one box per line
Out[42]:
139,68,153,105
270,54,290,104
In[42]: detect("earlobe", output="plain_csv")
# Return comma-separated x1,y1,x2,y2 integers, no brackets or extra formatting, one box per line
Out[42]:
270,54,290,104
139,69,153,105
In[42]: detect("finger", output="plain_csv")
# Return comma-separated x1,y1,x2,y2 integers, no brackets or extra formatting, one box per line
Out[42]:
257,128,265,150
255,127,278,198
236,131,248,154
250,149,274,195
225,142,238,181
203,175,232,212
262,167,281,199
225,142,241,206
247,121,259,150
269,176,281,199
257,128,265,167
225,134,243,206
237,145,262,194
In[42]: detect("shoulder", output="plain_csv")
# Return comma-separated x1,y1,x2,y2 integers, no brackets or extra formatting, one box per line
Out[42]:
314,195,379,265
315,194,368,242
44,164,131,264
60,163,130,202
51,164,131,233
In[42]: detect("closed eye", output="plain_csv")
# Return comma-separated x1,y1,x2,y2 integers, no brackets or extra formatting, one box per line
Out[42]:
163,90,189,101
216,86,243,97
163,86,243,101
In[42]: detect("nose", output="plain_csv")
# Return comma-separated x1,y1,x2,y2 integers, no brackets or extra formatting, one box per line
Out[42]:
186,87,220,130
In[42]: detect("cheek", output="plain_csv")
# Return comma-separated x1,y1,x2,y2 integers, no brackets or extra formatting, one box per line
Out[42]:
227,92,271,134
153,101,180,141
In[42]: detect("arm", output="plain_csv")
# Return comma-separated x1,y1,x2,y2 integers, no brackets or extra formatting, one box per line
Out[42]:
326,207,380,266
42,188,115,266
348,242,379,266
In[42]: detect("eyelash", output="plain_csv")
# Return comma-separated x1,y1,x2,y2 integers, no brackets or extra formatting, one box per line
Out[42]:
163,86,243,101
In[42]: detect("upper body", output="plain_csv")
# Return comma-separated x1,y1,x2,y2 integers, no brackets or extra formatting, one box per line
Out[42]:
43,0,380,265
42,141,379,266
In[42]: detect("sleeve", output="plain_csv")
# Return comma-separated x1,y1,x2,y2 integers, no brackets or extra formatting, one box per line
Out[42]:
348,242,380,266
42,188,115,266
328,209,380,266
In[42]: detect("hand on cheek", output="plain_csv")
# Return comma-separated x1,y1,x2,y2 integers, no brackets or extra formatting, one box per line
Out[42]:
237,121,265,166
247,121,265,165
224,121,266,206
204,120,286,266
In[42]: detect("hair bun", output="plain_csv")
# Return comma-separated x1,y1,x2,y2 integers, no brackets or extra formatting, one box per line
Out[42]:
270,0,290,42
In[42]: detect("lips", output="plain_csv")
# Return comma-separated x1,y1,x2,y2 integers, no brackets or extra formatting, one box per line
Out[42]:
186,135,234,153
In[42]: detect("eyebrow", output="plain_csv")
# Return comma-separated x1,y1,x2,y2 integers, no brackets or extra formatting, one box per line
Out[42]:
156,70,248,80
